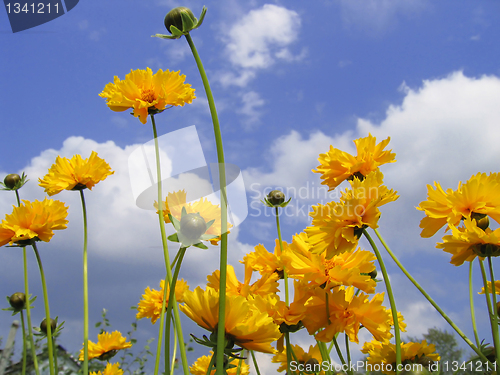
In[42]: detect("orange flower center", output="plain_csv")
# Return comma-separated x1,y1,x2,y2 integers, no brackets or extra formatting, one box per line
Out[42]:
141,88,156,104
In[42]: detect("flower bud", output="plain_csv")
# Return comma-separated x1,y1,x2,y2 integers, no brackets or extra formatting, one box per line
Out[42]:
164,7,196,34
4,174,20,189
9,292,26,310
471,212,490,231
267,190,285,206
180,213,207,242
368,269,377,279
40,318,57,335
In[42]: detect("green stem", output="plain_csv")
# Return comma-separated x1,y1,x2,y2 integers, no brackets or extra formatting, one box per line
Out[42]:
469,261,481,349
373,228,489,363
80,190,89,375
170,322,178,375
345,334,352,375
32,242,55,375
316,340,333,375
205,354,216,375
363,229,401,373
250,351,262,375
332,336,346,367
15,189,21,206
285,332,293,375
274,207,289,306
150,114,188,375
20,311,27,375
185,32,228,375
23,248,39,375
486,257,500,362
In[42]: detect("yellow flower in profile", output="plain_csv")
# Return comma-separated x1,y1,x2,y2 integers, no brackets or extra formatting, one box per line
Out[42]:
479,280,500,295
282,232,377,293
362,339,440,375
90,363,123,375
189,352,250,375
417,173,500,238
156,190,232,245
136,279,189,324
99,68,195,124
242,239,287,277
306,171,398,258
39,152,114,196
436,218,500,266
314,134,396,190
180,287,281,353
302,286,392,344
272,344,324,373
0,199,68,247
79,331,132,361
207,264,279,298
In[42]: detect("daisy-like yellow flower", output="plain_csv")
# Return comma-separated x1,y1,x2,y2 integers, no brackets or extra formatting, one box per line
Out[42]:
302,286,392,344
39,152,114,196
282,232,377,293
306,171,398,258
272,344,324,374
314,134,396,190
436,218,500,266
362,339,440,375
136,279,189,324
99,68,195,124
417,172,500,238
156,190,232,245
242,239,287,277
189,352,250,375
0,199,68,247
207,264,279,298
479,280,500,295
180,287,281,353
90,363,123,375
79,331,132,361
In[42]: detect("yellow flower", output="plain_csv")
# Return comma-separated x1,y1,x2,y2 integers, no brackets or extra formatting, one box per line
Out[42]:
189,352,250,375
282,232,377,293
207,264,279,299
436,218,500,266
302,286,392,344
362,339,440,375
156,190,232,245
479,280,500,295
314,134,396,190
99,68,195,124
272,344,324,374
306,171,398,258
79,331,132,361
39,152,114,196
136,279,189,324
417,173,500,238
90,363,123,375
0,199,68,247
180,287,281,353
242,239,287,276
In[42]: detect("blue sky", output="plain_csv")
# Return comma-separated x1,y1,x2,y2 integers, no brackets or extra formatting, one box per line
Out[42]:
2,0,500,372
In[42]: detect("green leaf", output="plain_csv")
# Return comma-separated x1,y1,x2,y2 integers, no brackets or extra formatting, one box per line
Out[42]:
168,233,179,242
193,242,208,250
180,11,195,31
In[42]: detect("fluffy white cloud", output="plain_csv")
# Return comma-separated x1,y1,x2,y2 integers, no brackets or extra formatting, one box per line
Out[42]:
238,90,265,128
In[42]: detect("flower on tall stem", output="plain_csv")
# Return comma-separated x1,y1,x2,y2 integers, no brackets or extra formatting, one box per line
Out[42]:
314,134,396,190
79,331,132,361
136,279,189,324
0,199,68,247
99,68,195,124
417,172,500,238
38,152,114,196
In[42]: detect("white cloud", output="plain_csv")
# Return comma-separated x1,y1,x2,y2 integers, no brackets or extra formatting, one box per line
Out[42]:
220,4,303,87
238,91,265,128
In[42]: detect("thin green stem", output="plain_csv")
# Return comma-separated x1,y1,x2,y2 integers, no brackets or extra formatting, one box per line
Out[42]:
487,257,500,362
285,332,293,375
32,242,55,375
316,340,333,375
20,311,27,375
332,336,346,367
185,32,228,375
469,261,481,349
363,229,401,373
373,228,489,363
205,354,216,375
23,248,39,375
15,189,21,206
80,190,89,375
250,351,262,375
170,322,178,375
345,334,352,375
274,207,289,306
150,114,188,375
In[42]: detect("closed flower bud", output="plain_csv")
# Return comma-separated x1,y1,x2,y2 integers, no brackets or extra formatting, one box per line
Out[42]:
180,213,207,242
267,190,285,205
164,7,196,34
4,174,20,189
368,269,377,279
9,292,26,310
40,318,57,335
